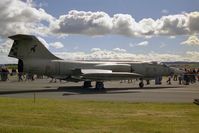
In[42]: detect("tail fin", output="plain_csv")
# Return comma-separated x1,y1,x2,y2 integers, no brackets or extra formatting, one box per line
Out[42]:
8,34,60,60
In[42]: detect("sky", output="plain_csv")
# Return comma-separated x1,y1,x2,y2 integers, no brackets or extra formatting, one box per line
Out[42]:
0,0,199,64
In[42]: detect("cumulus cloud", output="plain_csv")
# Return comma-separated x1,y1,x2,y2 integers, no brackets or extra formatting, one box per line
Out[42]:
0,0,53,38
91,48,101,52
0,1,198,38
169,36,176,39
0,39,13,54
113,48,126,52
54,49,199,62
1,48,199,64
38,37,64,49
156,14,189,35
0,54,17,64
112,14,138,36
129,41,149,47
49,42,64,49
50,10,199,37
1,1,199,64
181,35,199,46
188,12,199,34
185,51,199,61
0,39,17,64
50,10,113,36
136,41,149,46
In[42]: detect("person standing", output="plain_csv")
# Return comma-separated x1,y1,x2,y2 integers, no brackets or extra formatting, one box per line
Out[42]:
167,75,172,85
197,68,199,82
178,74,183,85
18,72,23,82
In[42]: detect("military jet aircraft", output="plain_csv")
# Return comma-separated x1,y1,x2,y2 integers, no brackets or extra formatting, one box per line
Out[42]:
8,34,178,90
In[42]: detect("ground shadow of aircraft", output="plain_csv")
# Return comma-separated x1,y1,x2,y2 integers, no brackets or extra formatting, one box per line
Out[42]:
0,86,180,96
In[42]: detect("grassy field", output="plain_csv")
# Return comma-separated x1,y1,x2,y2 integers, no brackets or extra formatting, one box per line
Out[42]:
0,98,198,133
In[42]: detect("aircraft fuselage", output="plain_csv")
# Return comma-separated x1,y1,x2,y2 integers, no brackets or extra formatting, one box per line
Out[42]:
22,59,171,81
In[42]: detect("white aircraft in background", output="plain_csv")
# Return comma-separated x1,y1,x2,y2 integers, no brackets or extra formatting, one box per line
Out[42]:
8,34,181,90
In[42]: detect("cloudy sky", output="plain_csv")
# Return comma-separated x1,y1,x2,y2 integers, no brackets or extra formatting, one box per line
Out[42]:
0,0,199,64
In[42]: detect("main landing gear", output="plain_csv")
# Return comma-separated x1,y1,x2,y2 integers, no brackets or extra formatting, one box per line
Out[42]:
82,81,105,91
83,81,92,88
95,82,105,91
139,78,144,88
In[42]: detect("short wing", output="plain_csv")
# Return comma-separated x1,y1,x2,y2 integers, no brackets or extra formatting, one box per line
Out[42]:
72,69,142,81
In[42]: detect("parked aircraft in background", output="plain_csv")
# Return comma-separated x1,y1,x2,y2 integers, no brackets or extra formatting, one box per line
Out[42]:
8,34,182,90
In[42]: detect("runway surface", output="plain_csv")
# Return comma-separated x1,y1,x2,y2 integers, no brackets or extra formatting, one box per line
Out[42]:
0,78,199,103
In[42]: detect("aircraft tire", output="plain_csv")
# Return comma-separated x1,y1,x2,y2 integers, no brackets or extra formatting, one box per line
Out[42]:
83,81,92,88
139,82,144,88
95,82,104,90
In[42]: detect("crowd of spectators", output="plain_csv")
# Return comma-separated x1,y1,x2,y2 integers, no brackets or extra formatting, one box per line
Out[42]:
182,68,199,85
0,67,9,81
0,67,36,82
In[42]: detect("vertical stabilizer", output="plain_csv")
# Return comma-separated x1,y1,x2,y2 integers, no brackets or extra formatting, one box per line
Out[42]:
8,34,60,60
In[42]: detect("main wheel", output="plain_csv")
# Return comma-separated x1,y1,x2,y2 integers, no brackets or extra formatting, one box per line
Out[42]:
95,82,104,90
83,81,92,88
139,82,144,88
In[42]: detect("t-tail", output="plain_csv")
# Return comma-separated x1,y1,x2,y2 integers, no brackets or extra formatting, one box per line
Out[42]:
8,34,60,60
